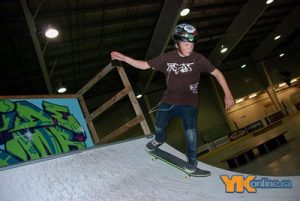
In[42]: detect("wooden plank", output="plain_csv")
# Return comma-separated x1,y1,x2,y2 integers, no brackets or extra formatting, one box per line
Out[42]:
78,96,100,144
77,63,115,96
77,96,90,120
99,115,143,144
90,88,129,120
117,66,151,135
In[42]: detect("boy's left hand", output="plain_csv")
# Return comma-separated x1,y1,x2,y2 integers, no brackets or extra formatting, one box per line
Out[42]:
224,94,235,110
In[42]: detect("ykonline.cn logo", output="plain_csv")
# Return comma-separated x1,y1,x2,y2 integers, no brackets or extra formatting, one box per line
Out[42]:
220,175,293,193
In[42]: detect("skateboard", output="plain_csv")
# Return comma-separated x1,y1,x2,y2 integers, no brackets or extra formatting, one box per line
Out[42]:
146,147,211,178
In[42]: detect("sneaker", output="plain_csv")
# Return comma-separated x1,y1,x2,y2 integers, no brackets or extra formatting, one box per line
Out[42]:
145,139,163,151
184,160,198,173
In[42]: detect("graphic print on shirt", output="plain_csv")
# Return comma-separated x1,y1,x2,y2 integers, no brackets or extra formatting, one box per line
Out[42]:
189,83,199,94
166,62,194,74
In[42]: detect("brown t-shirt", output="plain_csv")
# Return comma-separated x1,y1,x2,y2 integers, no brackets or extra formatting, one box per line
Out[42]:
147,50,215,106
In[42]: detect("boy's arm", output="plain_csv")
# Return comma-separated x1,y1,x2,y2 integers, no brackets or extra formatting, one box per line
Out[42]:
111,51,151,70
210,68,235,110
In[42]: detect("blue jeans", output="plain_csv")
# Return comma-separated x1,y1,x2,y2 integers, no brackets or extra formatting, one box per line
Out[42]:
154,102,198,163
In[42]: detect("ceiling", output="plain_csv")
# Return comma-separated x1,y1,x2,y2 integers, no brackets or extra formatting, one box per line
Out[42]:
0,0,299,101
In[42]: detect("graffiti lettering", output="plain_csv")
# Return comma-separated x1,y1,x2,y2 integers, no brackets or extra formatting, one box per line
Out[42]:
0,99,87,167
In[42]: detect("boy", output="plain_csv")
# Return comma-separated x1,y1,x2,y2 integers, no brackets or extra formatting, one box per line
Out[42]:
111,23,234,173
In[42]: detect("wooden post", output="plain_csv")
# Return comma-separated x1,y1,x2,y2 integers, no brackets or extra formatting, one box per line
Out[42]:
89,88,129,120
78,96,100,144
75,62,151,144
117,66,151,135
77,63,115,96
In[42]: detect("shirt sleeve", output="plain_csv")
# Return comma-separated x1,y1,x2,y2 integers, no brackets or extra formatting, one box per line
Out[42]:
200,55,216,73
146,53,166,73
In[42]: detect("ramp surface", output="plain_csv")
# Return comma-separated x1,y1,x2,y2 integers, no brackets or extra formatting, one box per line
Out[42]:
0,137,299,201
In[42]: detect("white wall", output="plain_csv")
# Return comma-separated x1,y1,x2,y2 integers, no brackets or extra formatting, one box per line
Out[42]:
226,85,300,129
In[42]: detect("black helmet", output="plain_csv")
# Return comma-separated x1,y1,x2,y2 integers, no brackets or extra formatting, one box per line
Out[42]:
173,23,198,43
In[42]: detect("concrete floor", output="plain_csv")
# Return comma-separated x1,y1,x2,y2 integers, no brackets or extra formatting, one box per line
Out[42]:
234,135,300,176
200,111,300,176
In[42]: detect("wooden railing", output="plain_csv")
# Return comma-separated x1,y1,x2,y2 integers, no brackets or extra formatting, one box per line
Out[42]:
77,62,151,144
0,62,151,146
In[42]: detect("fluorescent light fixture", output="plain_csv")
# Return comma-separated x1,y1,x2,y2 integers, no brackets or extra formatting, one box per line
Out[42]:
180,8,190,16
279,82,287,87
57,86,67,93
45,26,59,38
274,35,281,40
279,53,285,57
266,0,274,4
220,46,228,53
249,93,257,99
241,64,246,68
235,98,245,104
291,78,297,83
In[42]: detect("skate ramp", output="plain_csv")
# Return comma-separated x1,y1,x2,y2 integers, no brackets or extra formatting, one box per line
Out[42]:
0,136,299,201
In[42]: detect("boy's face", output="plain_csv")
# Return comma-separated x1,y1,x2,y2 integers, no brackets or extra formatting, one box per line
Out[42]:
177,41,194,57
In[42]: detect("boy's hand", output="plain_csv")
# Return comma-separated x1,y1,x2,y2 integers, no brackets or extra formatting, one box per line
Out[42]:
224,93,235,110
111,51,126,61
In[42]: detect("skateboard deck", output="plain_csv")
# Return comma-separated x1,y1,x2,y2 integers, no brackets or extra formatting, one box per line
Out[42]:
146,148,211,177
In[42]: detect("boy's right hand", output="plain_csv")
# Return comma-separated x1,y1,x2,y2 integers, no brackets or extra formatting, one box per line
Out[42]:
111,51,126,62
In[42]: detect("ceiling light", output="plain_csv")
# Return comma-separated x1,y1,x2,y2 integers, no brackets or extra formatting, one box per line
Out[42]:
57,86,67,93
220,46,228,53
241,64,246,68
45,26,59,38
291,78,297,83
180,8,190,16
279,82,287,88
249,93,257,99
279,53,285,57
274,35,281,40
235,98,245,104
266,0,274,4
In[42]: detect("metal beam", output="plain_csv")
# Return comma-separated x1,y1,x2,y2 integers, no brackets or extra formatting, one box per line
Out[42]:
138,0,185,93
192,1,246,11
252,3,300,60
32,0,162,19
208,0,268,66
20,0,53,94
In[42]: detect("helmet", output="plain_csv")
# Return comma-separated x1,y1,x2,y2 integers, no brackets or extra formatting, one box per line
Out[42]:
173,23,198,43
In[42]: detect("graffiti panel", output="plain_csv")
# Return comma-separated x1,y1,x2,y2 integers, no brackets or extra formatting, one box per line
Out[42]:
0,98,94,167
